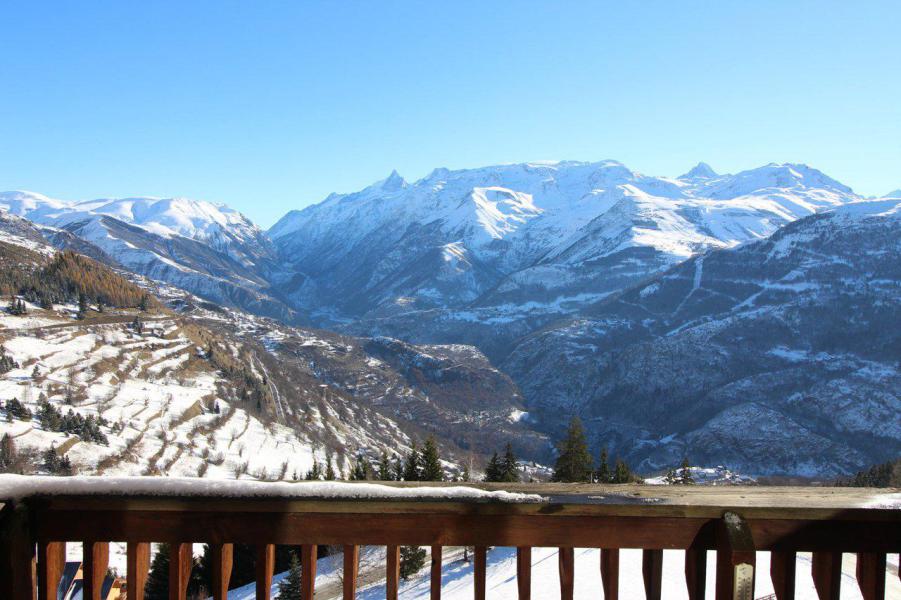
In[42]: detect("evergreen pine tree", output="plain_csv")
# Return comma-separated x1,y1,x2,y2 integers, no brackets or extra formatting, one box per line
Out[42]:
305,460,323,480
483,452,501,482
144,543,171,600
551,416,594,483
0,433,17,473
276,552,302,599
596,447,611,483
419,437,443,481
77,293,88,320
377,450,393,481
139,294,150,312
679,457,694,484
612,459,632,483
325,454,337,480
499,443,520,483
402,443,421,481
393,455,404,481
400,546,427,580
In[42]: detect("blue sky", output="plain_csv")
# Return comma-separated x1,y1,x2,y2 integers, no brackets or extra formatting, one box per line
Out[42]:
1,1,899,227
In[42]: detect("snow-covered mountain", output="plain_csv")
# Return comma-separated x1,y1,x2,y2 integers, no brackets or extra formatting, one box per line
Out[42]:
3,159,896,477
270,160,859,357
0,192,298,323
502,199,901,476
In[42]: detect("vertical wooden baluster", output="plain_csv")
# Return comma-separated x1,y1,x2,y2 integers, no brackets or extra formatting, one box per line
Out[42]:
715,512,756,600
83,541,109,600
209,543,233,600
430,545,442,600
386,545,400,600
856,552,886,600
168,542,192,600
255,544,275,600
516,546,531,600
685,547,706,600
37,541,65,600
600,548,619,600
811,552,841,600
126,542,151,600
770,551,796,600
302,544,318,600
2,503,36,600
559,547,575,600
642,550,663,600
474,546,487,600
344,544,359,600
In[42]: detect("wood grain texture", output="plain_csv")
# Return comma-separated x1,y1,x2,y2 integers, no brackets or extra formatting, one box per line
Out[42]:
430,545,442,600
37,541,65,600
302,544,317,600
716,512,756,600
811,552,841,600
256,544,275,600
600,548,619,600
126,542,151,600
386,545,400,600
558,547,574,600
83,541,109,600
474,546,487,600
344,544,359,600
770,550,796,600
642,549,663,600
516,546,531,600
684,546,706,600
856,552,886,600
168,542,192,600
210,543,233,600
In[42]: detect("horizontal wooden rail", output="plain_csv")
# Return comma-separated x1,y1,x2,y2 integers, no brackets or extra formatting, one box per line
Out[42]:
1,483,898,600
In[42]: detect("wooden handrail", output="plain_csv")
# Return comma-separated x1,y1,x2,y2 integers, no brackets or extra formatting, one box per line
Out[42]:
1,482,899,600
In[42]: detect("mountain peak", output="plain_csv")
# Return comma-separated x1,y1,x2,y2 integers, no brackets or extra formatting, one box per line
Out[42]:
380,169,407,191
885,189,901,199
680,162,718,180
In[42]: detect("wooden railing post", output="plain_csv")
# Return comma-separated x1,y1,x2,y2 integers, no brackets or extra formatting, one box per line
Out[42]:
770,550,796,600
856,552,886,600
474,546,487,600
811,552,841,600
431,545,442,600
559,547,574,600
715,512,755,600
37,541,65,600
256,544,275,600
168,542,192,600
344,544,359,600
302,544,317,600
83,541,109,600
386,545,400,600
126,542,151,600
209,543,233,600
642,549,663,600
600,548,619,600
517,546,531,600
684,546,706,600
2,502,36,600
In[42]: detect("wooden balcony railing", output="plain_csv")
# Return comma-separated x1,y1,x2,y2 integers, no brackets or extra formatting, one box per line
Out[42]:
1,480,899,600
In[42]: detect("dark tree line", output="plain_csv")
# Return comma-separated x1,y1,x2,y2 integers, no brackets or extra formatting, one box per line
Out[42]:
37,398,109,444
551,417,637,483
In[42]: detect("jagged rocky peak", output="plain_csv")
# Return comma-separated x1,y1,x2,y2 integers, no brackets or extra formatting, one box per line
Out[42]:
679,162,718,180
380,169,407,191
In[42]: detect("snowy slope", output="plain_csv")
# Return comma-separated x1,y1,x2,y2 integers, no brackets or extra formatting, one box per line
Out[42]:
268,160,861,355
0,192,297,323
225,546,899,600
503,199,901,476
